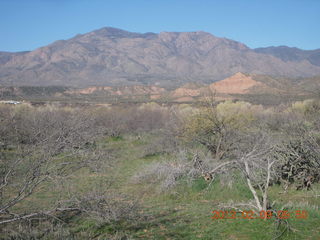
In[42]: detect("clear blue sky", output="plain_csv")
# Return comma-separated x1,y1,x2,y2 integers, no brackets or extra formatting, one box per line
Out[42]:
1,0,319,52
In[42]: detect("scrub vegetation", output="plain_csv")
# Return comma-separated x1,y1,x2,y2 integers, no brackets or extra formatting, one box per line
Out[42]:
0,99,320,239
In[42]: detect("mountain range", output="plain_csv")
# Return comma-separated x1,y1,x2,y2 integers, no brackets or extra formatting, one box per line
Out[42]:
0,27,320,87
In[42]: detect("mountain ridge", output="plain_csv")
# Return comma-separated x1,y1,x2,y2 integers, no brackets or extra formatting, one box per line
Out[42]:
254,46,320,66
1,27,320,87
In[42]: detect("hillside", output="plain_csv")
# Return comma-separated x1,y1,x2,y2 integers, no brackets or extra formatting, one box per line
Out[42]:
1,27,320,87
254,46,320,66
209,72,264,94
2,72,319,106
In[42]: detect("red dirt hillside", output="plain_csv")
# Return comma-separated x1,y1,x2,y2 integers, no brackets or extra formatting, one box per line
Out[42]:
210,72,263,94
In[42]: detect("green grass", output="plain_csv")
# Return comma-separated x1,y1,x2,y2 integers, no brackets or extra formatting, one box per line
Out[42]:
4,133,320,239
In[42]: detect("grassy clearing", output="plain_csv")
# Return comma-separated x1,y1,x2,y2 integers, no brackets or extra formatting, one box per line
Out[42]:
5,134,320,239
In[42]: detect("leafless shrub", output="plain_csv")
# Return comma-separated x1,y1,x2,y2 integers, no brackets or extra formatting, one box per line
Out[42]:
142,131,179,157
132,150,199,191
126,105,169,133
92,104,170,137
274,134,320,191
0,105,108,225
58,190,139,224
93,107,128,137
0,222,74,240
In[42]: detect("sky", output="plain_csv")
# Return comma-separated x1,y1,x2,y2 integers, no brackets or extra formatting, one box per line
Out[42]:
0,0,319,52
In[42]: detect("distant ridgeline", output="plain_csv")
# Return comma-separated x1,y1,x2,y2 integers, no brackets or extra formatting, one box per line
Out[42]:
0,27,320,87
0,86,69,98
0,73,319,106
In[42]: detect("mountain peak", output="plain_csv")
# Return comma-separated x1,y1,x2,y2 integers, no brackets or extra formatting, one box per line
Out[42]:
210,73,262,94
1,27,320,87
232,72,248,78
93,27,141,38
91,27,157,39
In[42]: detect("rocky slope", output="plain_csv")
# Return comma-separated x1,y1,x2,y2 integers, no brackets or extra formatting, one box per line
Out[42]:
1,72,319,103
66,72,312,100
1,27,320,87
209,72,264,94
254,46,320,66
0,51,29,65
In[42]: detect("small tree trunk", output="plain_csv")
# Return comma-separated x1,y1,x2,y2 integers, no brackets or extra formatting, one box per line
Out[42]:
244,160,263,212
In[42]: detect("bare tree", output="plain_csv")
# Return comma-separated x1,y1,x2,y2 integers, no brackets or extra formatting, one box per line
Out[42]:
234,133,276,212
193,132,278,215
0,106,107,225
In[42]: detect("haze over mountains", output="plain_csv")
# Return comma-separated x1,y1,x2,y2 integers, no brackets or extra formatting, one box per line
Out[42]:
0,27,320,87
